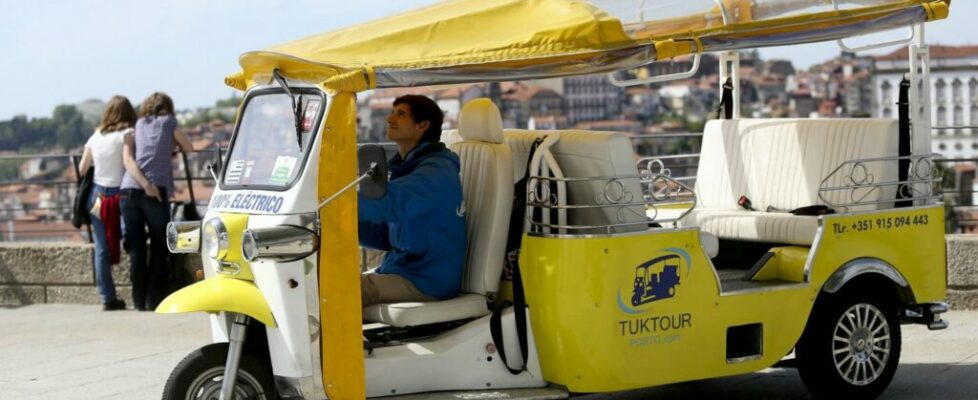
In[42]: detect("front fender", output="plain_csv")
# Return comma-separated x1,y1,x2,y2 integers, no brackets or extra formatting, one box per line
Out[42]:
156,276,277,327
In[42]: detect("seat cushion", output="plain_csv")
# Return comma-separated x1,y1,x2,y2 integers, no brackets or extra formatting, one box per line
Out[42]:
362,293,490,327
684,209,818,246
696,119,898,213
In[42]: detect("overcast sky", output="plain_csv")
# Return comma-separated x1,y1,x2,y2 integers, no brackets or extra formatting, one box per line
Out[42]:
0,0,974,120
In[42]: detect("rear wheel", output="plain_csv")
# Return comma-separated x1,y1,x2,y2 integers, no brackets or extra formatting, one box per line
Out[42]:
796,288,901,399
162,342,274,400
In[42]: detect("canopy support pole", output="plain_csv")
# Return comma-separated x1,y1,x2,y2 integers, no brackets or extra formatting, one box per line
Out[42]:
719,52,741,119
908,23,932,206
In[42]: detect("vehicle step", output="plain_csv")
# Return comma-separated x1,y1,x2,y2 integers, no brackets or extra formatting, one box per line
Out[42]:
374,387,569,400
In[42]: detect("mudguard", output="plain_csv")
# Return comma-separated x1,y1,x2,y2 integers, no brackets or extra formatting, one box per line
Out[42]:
156,276,276,327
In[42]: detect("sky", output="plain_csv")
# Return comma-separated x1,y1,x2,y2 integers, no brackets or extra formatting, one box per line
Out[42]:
0,0,975,121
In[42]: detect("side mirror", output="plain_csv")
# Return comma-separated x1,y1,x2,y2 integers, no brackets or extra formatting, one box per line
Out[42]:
358,144,388,200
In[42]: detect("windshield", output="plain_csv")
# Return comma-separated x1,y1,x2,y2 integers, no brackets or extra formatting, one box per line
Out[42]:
222,90,324,189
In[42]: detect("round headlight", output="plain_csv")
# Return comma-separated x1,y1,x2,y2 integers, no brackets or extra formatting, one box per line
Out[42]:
166,223,179,253
242,230,258,262
201,218,228,260
166,221,201,253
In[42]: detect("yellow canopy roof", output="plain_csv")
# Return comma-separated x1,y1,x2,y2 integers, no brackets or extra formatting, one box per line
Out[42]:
226,0,949,92
228,0,647,91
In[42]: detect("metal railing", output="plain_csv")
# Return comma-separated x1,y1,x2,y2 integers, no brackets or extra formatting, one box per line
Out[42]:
0,147,225,243
524,133,700,235
817,154,944,212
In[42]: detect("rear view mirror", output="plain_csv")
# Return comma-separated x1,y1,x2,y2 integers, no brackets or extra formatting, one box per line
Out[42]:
358,144,388,200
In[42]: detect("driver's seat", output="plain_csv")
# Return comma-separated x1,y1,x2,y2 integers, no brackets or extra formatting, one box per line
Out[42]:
361,99,514,327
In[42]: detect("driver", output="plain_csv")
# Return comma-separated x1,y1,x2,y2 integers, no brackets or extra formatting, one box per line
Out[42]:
358,95,467,306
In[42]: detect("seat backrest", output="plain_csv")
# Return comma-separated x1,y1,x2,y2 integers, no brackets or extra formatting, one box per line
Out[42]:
505,129,647,234
504,129,549,182
441,129,462,149
696,118,899,212
450,99,514,295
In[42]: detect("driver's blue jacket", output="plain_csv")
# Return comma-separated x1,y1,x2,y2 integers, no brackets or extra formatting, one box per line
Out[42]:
358,142,467,299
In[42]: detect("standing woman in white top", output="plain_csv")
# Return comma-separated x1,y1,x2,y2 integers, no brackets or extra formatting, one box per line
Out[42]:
78,96,136,311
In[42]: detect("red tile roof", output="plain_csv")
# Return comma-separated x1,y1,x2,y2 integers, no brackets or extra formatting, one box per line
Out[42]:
877,45,978,61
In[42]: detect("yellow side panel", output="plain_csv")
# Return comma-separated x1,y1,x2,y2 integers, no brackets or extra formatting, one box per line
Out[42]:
316,92,364,399
519,206,946,393
156,276,276,327
752,246,808,283
809,205,947,303
520,229,813,392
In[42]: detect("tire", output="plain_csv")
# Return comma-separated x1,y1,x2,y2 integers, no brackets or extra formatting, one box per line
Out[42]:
796,287,902,400
162,342,275,400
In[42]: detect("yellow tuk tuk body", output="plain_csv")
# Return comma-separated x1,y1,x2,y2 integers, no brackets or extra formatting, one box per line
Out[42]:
521,205,945,391
157,1,953,399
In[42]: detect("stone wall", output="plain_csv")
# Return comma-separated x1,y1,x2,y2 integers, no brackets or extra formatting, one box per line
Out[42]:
1,237,976,308
946,234,978,309
0,243,199,305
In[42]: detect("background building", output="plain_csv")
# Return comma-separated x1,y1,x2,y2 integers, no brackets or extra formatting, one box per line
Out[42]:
875,45,978,158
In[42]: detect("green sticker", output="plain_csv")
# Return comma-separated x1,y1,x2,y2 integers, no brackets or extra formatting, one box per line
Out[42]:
269,156,298,185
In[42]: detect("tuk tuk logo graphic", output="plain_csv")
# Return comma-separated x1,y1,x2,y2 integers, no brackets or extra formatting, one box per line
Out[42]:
617,248,692,315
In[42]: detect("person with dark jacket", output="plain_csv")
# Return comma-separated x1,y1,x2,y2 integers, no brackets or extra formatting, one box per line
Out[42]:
359,95,467,306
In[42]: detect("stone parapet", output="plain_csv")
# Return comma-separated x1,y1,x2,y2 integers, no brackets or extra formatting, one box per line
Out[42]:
0,243,191,306
947,234,978,310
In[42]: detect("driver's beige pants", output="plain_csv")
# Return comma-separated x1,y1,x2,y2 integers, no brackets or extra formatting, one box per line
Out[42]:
361,272,437,306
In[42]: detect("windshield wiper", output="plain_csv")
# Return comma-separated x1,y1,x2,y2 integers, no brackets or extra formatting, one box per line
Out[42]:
272,69,305,149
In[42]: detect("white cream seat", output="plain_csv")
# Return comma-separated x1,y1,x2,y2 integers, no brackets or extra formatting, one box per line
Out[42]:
360,295,491,327
363,99,514,327
504,129,650,234
684,118,898,245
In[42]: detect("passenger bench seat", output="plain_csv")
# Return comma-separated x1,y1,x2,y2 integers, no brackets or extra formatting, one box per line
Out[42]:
684,118,898,246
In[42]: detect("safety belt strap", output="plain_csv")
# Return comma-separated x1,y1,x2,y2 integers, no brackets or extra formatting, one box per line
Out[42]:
489,264,528,375
715,77,734,120
490,137,543,375
896,77,912,207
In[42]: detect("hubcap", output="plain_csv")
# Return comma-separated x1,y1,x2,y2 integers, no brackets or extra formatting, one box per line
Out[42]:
185,366,267,400
832,303,891,386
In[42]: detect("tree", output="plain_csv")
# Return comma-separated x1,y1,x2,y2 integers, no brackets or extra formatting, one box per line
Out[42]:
51,105,91,149
0,105,93,152
29,116,56,149
215,93,242,108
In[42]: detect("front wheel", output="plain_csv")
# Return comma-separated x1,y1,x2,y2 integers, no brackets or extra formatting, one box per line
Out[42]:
162,342,275,400
796,289,902,400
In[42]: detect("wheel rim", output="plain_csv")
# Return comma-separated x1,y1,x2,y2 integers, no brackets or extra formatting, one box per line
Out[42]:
832,303,891,386
184,366,267,400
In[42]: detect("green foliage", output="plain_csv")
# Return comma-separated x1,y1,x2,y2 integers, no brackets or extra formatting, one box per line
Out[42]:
52,105,90,148
0,105,93,152
0,159,20,181
215,93,242,108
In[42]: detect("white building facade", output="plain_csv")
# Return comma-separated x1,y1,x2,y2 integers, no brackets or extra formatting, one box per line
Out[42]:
875,45,978,159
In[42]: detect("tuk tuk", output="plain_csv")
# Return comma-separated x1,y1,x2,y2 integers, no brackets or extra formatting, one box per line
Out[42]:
158,0,952,399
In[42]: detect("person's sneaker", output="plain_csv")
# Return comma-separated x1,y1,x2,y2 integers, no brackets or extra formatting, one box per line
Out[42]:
102,299,126,311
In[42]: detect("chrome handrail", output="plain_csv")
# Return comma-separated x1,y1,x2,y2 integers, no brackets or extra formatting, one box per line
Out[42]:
818,154,943,211
526,172,697,234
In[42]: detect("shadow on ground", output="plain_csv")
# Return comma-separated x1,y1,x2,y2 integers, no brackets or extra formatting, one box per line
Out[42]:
572,363,978,400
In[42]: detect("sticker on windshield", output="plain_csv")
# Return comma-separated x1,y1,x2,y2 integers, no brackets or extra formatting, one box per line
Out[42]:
269,156,298,185
225,160,245,184
242,160,255,184
301,100,321,132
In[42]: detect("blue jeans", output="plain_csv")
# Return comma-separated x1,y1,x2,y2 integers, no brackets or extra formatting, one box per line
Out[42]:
88,185,121,304
121,187,170,311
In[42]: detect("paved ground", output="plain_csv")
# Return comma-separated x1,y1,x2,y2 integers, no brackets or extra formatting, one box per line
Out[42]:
0,305,976,400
